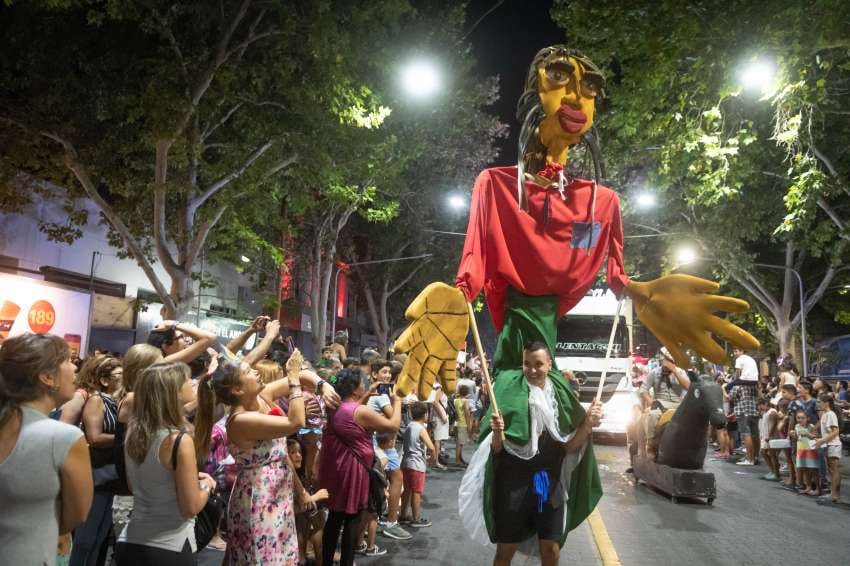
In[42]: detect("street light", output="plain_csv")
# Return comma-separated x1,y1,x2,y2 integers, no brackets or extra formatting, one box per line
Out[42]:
739,58,776,94
674,245,698,266
635,191,656,209
447,194,467,210
401,60,440,98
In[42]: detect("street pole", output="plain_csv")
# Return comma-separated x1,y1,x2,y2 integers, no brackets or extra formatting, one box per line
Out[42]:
87,251,99,356
196,249,205,326
88,251,99,291
752,263,807,379
329,253,433,343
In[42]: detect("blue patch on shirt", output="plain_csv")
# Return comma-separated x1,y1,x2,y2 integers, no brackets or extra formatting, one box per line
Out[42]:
570,222,602,248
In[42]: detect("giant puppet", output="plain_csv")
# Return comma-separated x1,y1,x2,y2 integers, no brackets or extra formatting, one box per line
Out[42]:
393,45,759,555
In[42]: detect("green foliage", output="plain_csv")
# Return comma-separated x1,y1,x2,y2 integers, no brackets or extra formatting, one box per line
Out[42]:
0,0,430,313
553,0,850,346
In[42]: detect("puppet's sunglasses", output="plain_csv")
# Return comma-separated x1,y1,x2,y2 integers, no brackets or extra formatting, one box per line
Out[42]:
543,59,603,98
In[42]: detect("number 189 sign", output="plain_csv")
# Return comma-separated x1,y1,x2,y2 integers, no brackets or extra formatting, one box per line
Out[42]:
0,273,91,355
28,299,57,333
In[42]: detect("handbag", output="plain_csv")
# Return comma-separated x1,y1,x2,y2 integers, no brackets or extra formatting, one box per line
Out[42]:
171,432,226,551
329,410,388,515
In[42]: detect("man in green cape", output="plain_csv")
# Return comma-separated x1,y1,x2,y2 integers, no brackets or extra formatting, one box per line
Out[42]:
473,292,603,565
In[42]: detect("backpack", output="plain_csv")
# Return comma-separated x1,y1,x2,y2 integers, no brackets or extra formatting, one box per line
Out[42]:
445,394,458,425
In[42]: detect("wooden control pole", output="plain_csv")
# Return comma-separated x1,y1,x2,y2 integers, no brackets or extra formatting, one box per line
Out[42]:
467,302,504,441
595,297,626,403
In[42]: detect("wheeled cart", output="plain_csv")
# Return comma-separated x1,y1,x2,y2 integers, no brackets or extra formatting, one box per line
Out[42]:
632,455,716,505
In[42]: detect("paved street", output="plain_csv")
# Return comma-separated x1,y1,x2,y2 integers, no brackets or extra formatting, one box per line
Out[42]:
200,439,850,566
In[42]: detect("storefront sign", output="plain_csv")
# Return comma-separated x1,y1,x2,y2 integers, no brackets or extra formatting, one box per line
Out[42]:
0,273,92,356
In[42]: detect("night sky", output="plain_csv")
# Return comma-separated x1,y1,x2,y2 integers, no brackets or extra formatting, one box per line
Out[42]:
465,0,566,165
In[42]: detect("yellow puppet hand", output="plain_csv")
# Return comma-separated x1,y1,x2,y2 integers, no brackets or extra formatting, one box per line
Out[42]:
627,274,760,368
394,282,469,399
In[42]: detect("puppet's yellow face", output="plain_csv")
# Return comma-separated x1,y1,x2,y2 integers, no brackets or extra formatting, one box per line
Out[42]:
536,55,599,164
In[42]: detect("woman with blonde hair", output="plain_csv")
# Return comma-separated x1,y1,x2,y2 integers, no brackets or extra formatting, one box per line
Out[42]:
255,358,284,385
112,344,165,542
59,353,109,426
116,362,215,565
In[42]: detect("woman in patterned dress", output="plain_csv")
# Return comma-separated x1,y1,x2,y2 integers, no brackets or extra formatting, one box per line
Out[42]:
194,348,307,565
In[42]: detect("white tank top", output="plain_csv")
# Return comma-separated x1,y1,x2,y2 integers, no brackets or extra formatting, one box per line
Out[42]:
119,429,196,552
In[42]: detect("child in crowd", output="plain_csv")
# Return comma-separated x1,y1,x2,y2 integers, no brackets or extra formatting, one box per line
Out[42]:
298,367,328,486
400,402,436,528
773,399,795,485
287,438,329,566
794,409,820,495
798,382,819,425
714,375,731,459
364,360,410,543
813,393,842,503
780,384,801,488
358,432,406,554
204,414,239,550
454,385,473,466
758,398,780,481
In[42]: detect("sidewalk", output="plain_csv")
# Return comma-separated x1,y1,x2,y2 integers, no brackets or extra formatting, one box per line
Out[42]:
715,446,849,505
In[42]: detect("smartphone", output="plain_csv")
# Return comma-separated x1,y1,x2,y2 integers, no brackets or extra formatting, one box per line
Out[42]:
378,383,392,396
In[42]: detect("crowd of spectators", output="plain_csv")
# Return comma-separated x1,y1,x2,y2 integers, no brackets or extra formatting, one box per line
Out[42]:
0,318,490,566
709,351,847,504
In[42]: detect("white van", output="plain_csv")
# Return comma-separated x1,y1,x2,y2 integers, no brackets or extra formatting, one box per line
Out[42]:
555,288,638,439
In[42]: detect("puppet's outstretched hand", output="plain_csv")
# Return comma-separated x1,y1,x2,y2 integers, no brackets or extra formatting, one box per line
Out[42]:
394,283,469,399
627,274,760,368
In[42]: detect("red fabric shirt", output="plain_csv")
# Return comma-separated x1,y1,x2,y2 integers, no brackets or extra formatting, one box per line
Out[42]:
455,166,630,331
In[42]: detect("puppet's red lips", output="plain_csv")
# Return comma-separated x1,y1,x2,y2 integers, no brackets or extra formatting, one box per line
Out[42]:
558,106,587,133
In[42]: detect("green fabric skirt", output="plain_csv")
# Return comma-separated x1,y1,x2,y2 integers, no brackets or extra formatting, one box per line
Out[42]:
477,290,602,544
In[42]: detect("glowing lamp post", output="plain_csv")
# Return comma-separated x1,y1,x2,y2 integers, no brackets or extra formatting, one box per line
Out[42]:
739,58,776,94
400,60,441,98
635,191,657,210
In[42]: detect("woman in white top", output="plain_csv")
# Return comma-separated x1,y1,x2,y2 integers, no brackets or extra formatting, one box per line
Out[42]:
116,361,216,565
0,333,93,566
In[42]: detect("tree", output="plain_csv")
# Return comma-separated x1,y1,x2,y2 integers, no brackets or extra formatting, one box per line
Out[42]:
0,0,407,319
289,1,506,354
553,0,850,357
341,4,506,355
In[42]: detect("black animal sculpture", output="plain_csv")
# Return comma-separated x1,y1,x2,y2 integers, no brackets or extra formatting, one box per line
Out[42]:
655,373,726,469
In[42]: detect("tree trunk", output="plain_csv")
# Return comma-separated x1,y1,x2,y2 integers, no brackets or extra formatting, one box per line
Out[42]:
165,271,195,320
309,238,325,356
776,318,794,359
355,251,430,357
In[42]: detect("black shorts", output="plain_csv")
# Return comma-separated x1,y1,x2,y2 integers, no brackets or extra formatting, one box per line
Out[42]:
114,540,194,566
493,481,566,544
